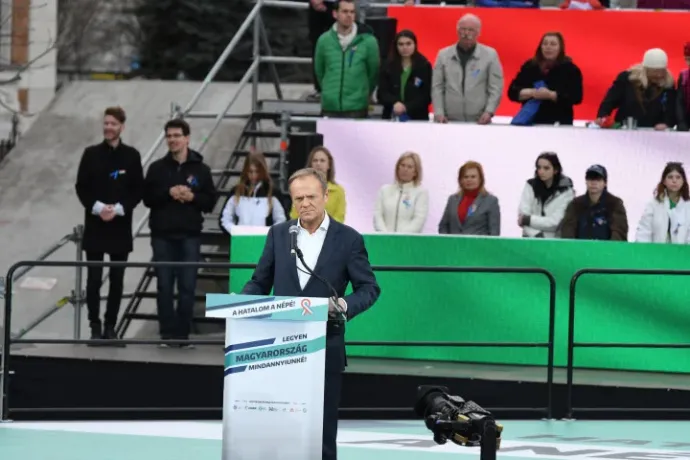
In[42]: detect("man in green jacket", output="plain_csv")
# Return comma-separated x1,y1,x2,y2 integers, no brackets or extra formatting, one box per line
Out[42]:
313,0,380,118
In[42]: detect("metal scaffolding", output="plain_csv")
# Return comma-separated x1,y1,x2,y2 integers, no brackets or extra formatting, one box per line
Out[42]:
0,0,395,342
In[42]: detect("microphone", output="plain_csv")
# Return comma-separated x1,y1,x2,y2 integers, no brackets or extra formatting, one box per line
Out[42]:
289,225,299,256
289,225,346,321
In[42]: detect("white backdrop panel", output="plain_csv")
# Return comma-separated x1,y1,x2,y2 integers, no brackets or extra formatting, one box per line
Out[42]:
317,119,690,238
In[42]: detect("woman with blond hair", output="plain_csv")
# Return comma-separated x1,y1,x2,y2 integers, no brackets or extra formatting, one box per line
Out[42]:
289,146,346,222
219,151,287,233
373,152,429,233
438,161,501,235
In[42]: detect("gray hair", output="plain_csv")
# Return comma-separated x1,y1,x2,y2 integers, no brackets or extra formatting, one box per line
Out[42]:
457,13,481,31
288,168,328,193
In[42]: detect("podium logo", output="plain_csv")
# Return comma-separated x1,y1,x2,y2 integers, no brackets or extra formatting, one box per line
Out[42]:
300,299,313,315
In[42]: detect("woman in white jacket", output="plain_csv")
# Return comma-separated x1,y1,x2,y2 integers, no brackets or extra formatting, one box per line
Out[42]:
635,162,690,244
518,152,575,238
373,151,429,233
219,152,287,234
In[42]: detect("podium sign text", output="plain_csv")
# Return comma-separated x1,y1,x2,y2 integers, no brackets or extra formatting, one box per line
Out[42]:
206,294,329,460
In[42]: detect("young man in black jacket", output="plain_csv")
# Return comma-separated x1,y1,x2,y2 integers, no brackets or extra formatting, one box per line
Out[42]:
75,106,145,342
143,119,217,347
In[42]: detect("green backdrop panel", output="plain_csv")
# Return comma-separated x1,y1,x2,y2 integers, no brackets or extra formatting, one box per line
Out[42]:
229,234,690,373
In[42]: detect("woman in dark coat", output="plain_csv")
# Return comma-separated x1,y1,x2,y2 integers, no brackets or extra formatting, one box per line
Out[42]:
377,29,433,122
508,31,583,125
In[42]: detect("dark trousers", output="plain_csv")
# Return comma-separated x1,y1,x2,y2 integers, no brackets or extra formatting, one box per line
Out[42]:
85,251,128,329
309,2,335,92
323,369,343,460
151,236,201,339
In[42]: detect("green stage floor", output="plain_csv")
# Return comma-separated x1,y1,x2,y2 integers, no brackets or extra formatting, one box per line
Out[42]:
1,419,689,460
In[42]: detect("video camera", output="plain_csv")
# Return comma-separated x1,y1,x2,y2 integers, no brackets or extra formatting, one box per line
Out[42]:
414,385,503,460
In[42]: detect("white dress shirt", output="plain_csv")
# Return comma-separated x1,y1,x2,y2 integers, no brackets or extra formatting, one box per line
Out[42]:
296,212,330,289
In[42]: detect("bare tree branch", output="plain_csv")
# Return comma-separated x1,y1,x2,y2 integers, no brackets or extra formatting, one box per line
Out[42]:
0,0,141,115
56,0,113,74
0,0,58,115
0,31,56,86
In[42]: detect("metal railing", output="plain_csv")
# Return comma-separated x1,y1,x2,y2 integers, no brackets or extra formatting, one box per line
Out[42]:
184,0,311,124
6,0,313,342
1,260,557,421
10,0,675,347
0,227,82,342
115,108,294,338
565,268,690,419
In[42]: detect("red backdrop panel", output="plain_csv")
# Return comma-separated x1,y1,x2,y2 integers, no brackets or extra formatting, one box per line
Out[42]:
387,7,690,120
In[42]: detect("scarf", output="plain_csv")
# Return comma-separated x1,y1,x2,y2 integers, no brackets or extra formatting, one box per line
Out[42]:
457,189,479,223
531,177,559,205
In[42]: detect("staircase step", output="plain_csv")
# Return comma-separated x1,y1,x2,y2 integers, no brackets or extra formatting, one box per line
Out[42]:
124,312,224,324
258,99,322,116
200,251,228,260
136,229,223,237
135,230,226,246
243,130,281,138
135,292,206,301
145,268,228,281
210,170,239,178
215,171,281,183
234,149,282,159
251,111,282,121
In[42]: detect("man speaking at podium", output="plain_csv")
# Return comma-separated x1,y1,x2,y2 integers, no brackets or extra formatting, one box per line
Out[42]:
241,167,381,460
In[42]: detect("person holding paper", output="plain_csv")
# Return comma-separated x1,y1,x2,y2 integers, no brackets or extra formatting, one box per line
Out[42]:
241,167,381,460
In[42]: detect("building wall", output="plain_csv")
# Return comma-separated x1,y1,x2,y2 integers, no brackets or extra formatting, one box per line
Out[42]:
24,0,57,114
0,0,57,116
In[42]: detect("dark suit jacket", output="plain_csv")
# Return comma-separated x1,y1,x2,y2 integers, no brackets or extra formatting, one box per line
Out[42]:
241,218,381,372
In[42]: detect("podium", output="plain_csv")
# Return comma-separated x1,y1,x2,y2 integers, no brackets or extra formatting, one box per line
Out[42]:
206,293,330,460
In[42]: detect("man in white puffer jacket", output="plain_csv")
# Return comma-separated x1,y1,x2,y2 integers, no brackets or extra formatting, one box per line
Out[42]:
518,152,576,238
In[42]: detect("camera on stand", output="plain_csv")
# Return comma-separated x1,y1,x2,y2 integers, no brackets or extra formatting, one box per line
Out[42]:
414,385,503,460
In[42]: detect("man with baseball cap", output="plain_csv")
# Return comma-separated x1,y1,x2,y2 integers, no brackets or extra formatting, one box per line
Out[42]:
560,165,629,241
596,48,676,130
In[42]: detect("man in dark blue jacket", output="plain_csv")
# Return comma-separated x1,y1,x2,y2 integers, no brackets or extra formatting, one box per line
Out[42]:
143,119,217,347
241,168,380,460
